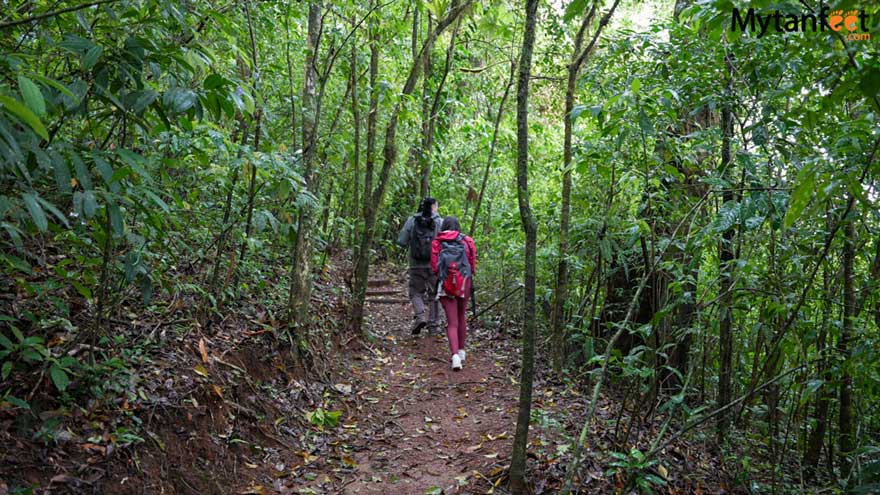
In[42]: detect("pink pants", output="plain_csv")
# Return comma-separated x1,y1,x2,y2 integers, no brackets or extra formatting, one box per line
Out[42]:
440,290,469,357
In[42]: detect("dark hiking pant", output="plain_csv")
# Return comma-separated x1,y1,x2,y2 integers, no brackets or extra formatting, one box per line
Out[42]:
408,267,439,325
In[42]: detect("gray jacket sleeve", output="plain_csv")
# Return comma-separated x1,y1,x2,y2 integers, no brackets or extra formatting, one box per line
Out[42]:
397,216,414,247
433,214,443,236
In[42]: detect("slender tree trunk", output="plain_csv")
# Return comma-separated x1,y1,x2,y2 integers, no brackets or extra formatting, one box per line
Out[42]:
285,0,297,152
552,0,618,376
804,255,833,477
350,15,361,246
351,0,380,330
409,11,430,203
551,5,593,375
419,15,460,198
287,0,322,329
362,2,379,223
839,207,855,478
238,0,263,264
717,51,735,444
508,0,538,491
470,59,514,235
208,118,249,305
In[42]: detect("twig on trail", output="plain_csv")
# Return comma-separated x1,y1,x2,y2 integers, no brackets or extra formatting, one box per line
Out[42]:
385,419,406,435
214,357,246,374
334,477,358,495
472,468,511,494
257,425,296,450
428,380,485,391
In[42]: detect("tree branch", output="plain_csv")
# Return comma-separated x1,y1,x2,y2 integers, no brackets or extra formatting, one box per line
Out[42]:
0,0,120,30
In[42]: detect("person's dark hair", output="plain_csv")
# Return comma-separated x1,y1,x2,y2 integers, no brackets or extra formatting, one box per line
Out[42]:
419,197,437,218
441,216,461,232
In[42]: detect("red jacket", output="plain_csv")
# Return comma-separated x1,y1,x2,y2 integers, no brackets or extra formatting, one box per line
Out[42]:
431,230,476,275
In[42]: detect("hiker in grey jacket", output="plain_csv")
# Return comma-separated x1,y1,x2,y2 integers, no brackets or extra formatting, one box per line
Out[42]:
397,197,443,334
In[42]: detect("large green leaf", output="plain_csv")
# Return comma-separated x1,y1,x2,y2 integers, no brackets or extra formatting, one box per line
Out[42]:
82,45,103,70
784,167,816,228
18,75,46,117
0,95,49,140
49,366,70,392
22,193,48,231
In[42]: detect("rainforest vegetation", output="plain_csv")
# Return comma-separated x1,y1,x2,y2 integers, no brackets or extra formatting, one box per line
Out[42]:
1,0,879,493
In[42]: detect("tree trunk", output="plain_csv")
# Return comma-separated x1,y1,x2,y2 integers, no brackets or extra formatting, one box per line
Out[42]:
208,118,249,306
284,0,297,152
717,51,735,444
350,15,361,246
287,0,322,329
350,0,380,328
804,255,833,477
508,0,538,492
414,15,433,200
470,59,514,236
551,3,596,375
238,0,263,263
839,206,855,478
419,15,460,198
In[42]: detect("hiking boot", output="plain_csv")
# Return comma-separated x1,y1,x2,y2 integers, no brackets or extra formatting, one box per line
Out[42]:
427,324,442,336
458,349,466,363
451,354,462,371
411,318,427,335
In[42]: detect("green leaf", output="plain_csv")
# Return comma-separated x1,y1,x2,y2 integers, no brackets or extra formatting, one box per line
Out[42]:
49,365,70,391
117,149,153,183
4,395,30,409
22,193,48,231
30,74,78,103
143,190,169,212
82,45,103,70
805,378,823,395
108,203,124,236
72,280,92,299
0,95,49,140
570,104,588,121
83,190,98,218
163,87,198,114
18,75,46,117
784,167,816,229
714,200,740,233
859,67,880,98
93,154,116,188
204,74,231,90
37,196,70,228
631,78,642,94
425,488,443,495
1,361,11,379
53,154,72,193
564,0,587,21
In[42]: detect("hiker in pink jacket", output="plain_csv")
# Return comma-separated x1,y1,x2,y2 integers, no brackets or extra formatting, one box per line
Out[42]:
431,216,476,371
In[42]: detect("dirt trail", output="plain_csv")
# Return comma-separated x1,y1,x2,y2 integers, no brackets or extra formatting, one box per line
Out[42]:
305,272,520,495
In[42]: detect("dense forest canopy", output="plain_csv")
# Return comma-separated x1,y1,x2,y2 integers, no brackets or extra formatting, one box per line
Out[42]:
1,0,879,492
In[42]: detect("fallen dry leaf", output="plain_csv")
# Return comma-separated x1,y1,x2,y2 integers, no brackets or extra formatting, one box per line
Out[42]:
198,338,209,364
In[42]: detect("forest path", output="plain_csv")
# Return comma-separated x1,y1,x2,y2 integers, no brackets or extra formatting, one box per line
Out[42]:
304,269,520,495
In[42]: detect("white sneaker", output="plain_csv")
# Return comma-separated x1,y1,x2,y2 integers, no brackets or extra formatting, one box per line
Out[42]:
451,354,462,371
458,349,466,363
